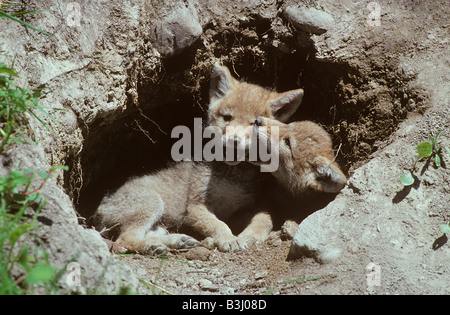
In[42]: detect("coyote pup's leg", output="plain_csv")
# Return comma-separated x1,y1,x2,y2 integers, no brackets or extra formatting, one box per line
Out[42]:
186,203,246,252
99,190,198,255
119,226,198,255
237,211,273,247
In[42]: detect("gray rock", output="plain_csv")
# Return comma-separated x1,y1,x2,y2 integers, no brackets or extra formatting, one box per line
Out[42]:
199,279,219,292
272,239,282,247
283,6,334,35
3,143,139,294
287,212,341,263
254,270,268,280
154,4,203,57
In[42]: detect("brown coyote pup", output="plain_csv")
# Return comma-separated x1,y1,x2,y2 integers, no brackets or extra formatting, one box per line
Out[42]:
93,63,304,254
253,116,347,195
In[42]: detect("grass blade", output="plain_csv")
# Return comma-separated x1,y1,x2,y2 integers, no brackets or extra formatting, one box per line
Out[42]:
0,9,54,37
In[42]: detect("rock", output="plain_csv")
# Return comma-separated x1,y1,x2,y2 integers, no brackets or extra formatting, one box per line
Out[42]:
199,279,219,292
267,231,281,244
287,212,341,263
186,246,211,261
254,270,268,280
3,143,139,294
136,268,147,277
224,287,235,294
0,0,145,293
154,4,203,57
272,239,282,247
282,6,335,35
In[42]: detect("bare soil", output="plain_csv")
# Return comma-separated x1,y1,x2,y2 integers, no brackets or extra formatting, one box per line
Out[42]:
119,239,316,295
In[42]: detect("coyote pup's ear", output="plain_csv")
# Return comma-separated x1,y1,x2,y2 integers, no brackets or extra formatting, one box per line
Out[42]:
270,89,304,122
210,63,235,102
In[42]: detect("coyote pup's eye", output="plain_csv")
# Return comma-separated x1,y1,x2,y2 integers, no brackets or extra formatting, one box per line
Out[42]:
283,137,291,148
222,114,233,122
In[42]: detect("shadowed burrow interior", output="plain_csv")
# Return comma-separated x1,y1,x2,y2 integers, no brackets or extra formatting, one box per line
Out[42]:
67,19,414,229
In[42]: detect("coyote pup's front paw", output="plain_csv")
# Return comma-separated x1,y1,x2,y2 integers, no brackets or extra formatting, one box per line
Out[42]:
236,234,258,248
147,244,164,256
147,234,199,256
166,234,200,251
215,235,251,252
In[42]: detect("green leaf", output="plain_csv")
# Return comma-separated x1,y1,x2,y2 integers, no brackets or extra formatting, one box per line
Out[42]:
0,66,18,76
7,170,33,189
400,171,415,186
434,130,443,141
9,224,34,247
417,142,432,158
25,192,41,202
36,170,49,181
25,262,56,285
435,154,441,167
440,222,450,234
49,165,69,173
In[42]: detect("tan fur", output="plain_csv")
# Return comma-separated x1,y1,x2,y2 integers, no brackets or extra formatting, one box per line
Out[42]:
93,63,304,254
255,117,347,194
93,64,346,255
208,64,303,164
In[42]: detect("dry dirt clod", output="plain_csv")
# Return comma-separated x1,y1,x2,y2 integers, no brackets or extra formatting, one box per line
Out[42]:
185,247,211,261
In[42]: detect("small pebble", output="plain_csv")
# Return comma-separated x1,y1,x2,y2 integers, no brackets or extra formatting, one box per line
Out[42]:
254,270,268,280
199,279,219,292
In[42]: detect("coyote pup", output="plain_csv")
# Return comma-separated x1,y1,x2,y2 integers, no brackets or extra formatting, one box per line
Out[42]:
254,116,347,194
247,116,347,241
93,63,304,254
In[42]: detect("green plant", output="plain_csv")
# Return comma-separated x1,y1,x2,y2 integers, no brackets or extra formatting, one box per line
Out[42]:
0,6,65,294
400,131,450,186
0,2,56,153
0,4,54,37
0,166,67,294
428,131,450,167
0,63,59,153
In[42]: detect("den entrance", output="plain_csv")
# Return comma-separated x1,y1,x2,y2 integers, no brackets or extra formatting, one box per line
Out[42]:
69,22,412,233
